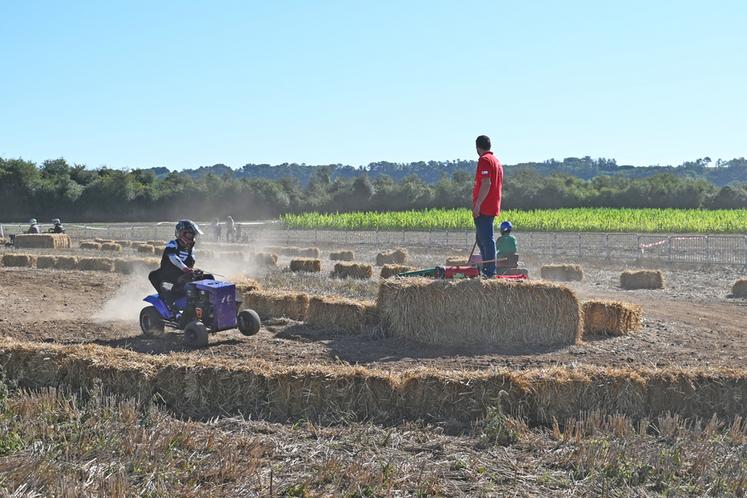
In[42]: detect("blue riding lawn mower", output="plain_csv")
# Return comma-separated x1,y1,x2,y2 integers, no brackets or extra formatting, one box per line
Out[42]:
139,272,261,348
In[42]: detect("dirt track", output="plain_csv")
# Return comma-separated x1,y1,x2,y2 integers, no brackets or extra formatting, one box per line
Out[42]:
1,263,745,371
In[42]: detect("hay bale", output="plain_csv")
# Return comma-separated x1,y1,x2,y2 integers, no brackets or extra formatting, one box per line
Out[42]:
36,256,58,269
254,252,278,267
136,244,157,255
306,296,377,334
330,250,354,261
377,277,581,348
113,258,158,274
289,258,321,273
78,257,114,272
94,238,113,244
241,290,309,321
234,277,261,295
55,256,79,270
445,256,468,265
333,262,373,279
730,279,747,298
100,242,123,252
582,300,642,337
380,264,414,279
540,264,583,282
620,270,665,290
116,240,133,248
298,247,320,258
376,248,408,266
80,241,102,250
147,240,166,247
14,234,71,249
1,254,36,267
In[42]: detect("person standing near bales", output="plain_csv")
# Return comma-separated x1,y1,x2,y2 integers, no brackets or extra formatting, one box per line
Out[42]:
225,215,236,242
472,135,504,277
26,218,41,234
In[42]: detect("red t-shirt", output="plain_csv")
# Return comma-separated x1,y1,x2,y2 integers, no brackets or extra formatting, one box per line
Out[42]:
472,151,503,216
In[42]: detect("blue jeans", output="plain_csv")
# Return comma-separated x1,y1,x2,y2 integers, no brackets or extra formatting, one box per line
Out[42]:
474,216,496,277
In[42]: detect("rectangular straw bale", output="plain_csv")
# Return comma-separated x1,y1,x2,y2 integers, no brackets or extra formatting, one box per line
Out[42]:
94,238,113,244
36,255,58,269
241,290,310,321
80,241,102,250
730,279,747,298
306,296,377,334
445,256,468,265
100,242,123,252
115,240,133,248
289,258,321,273
147,240,166,247
297,247,320,258
330,250,354,261
540,264,583,282
2,254,36,267
380,264,414,279
333,262,373,279
620,269,665,290
14,233,71,249
377,277,582,348
234,277,260,295
582,300,642,337
78,257,114,272
55,256,79,270
113,258,157,274
136,244,156,255
376,248,408,266
254,252,278,267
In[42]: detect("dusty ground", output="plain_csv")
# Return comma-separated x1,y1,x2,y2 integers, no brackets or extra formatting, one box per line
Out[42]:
1,252,745,371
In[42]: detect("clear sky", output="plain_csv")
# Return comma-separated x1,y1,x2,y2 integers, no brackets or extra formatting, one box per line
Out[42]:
1,1,745,170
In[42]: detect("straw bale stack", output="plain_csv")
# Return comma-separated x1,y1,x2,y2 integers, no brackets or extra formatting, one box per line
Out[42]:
333,262,373,279
241,290,310,321
330,250,354,261
78,257,114,272
306,296,377,334
380,264,414,279
2,254,36,267
378,277,582,348
445,256,468,265
234,277,260,295
13,233,71,249
55,256,79,270
620,270,665,290
376,248,408,266
147,240,166,247
730,279,747,298
101,242,123,252
36,255,58,269
289,258,321,273
582,300,642,337
540,264,583,282
254,252,278,267
80,241,102,250
136,244,157,255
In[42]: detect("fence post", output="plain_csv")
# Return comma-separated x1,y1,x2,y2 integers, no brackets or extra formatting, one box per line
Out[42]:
636,234,641,262
668,236,672,263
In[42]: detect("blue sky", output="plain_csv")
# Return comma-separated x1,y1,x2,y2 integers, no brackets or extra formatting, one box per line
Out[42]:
1,1,745,170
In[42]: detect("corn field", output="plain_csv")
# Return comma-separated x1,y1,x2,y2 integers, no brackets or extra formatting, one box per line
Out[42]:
281,208,747,233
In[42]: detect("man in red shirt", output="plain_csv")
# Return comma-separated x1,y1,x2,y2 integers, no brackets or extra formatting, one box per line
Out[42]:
472,135,503,277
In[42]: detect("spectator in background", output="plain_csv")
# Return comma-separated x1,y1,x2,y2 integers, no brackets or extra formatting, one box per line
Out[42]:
212,218,221,241
49,218,65,233
235,222,242,242
225,215,236,242
26,218,41,234
471,135,504,278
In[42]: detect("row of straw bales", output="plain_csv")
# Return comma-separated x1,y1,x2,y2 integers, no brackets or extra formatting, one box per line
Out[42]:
13,234,72,249
0,338,744,426
263,246,320,258
0,253,158,273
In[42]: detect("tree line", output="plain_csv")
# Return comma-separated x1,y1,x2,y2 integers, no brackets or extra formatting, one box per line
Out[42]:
1,156,746,222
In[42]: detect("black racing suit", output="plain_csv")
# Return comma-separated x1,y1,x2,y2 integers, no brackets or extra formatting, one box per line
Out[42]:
148,239,197,304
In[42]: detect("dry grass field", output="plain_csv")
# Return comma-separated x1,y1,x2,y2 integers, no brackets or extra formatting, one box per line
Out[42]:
0,240,746,495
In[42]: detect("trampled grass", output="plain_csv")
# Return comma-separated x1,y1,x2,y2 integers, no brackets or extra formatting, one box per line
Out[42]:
281,208,747,233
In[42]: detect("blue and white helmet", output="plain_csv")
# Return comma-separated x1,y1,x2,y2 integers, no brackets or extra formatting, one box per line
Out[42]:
499,221,513,234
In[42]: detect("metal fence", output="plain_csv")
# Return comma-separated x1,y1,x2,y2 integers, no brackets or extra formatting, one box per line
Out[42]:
2,222,746,267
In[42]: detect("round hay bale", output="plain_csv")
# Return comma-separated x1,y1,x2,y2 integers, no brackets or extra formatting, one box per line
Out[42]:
80,241,102,250
540,264,583,282
136,244,157,255
377,277,582,348
620,270,665,290
380,264,414,279
14,234,71,249
333,262,373,279
36,256,58,269
254,252,278,267
78,257,114,272
582,300,642,337
1,254,36,267
730,279,747,298
289,258,321,273
376,249,408,266
101,242,123,252
306,296,377,334
55,256,79,270
241,290,309,321
330,250,355,261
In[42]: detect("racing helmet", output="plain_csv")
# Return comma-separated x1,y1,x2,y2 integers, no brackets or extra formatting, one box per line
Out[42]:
29,218,37,225
499,220,513,234
52,218,61,224
175,219,203,247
